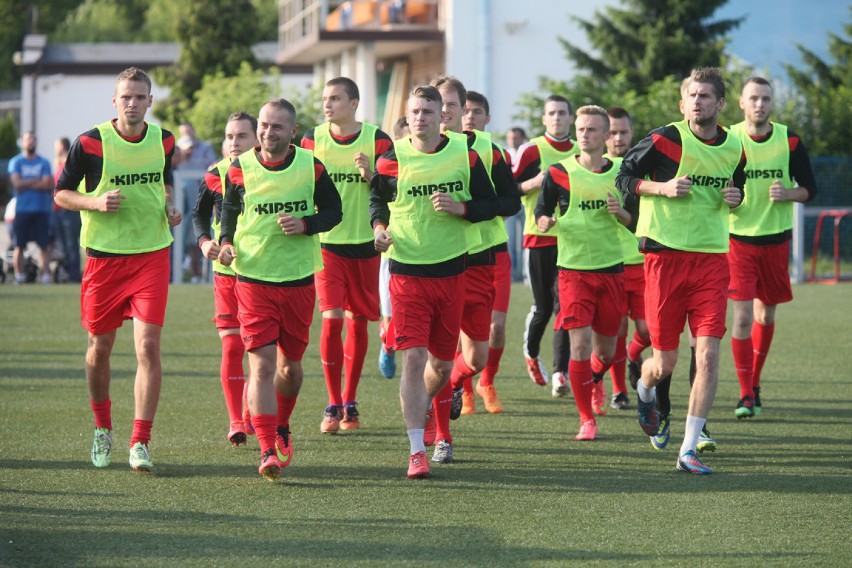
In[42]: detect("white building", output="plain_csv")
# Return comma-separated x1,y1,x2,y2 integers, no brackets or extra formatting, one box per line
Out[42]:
277,0,608,134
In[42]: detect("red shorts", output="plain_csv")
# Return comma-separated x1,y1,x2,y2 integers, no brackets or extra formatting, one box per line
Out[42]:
727,239,793,305
389,273,464,361
556,270,625,337
235,280,315,359
316,249,380,320
492,250,512,313
212,273,240,331
461,264,496,342
623,263,646,321
81,247,170,335
644,251,729,351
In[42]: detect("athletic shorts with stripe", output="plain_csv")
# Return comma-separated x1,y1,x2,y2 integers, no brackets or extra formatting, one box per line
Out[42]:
389,273,464,361
644,251,729,351
316,248,381,320
212,273,240,331
461,264,496,342
623,262,646,321
556,269,625,337
81,247,170,335
492,250,512,313
727,239,793,305
235,280,315,359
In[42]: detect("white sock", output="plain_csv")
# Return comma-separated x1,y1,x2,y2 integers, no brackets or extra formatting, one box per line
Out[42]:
407,429,426,455
637,379,656,403
680,415,706,455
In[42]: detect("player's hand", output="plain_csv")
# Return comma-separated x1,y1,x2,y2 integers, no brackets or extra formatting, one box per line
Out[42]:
721,178,742,207
768,179,787,202
374,228,393,252
167,205,182,227
97,189,126,213
431,192,465,216
606,191,622,214
200,239,220,260
354,152,372,182
537,215,556,232
218,244,236,266
661,175,691,198
278,213,305,235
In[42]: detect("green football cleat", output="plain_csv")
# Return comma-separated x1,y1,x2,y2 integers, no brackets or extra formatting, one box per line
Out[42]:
128,442,153,472
697,426,717,453
91,428,112,468
753,386,762,416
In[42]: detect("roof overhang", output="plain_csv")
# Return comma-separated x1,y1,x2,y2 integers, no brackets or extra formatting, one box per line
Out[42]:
277,29,444,65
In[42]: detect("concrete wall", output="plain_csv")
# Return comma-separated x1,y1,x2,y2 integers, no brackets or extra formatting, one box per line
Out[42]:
444,0,609,136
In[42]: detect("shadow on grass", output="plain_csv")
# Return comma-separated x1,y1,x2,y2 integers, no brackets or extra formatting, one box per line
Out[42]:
0,523,824,566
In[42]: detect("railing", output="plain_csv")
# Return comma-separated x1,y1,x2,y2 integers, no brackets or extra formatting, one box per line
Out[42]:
279,0,441,49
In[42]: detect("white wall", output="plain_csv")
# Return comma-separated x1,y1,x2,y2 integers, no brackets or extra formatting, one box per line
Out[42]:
444,0,610,135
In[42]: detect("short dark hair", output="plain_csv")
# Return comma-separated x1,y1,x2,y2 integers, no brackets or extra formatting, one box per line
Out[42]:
261,98,297,121
743,76,772,92
409,85,442,104
326,76,360,101
115,67,152,93
465,90,490,116
57,137,71,153
509,126,527,139
430,74,466,107
689,67,726,99
606,106,632,123
545,94,573,115
228,111,258,133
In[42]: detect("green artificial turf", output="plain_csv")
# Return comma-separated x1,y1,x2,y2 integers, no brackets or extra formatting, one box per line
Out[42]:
1,282,850,566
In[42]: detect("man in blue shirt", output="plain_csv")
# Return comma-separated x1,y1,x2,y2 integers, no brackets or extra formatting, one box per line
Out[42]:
8,131,53,284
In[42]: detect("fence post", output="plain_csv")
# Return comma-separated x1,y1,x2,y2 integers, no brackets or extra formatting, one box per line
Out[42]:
791,202,805,284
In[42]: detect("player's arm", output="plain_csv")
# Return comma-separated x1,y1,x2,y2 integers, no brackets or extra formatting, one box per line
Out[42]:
162,132,181,226
369,151,397,252
512,141,543,194
457,152,498,223
491,143,522,217
776,132,817,203
54,137,117,212
616,126,689,199
192,167,223,259
300,158,343,235
534,164,565,232
723,150,747,208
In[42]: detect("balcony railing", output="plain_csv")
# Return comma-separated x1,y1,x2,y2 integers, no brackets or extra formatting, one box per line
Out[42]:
279,0,441,49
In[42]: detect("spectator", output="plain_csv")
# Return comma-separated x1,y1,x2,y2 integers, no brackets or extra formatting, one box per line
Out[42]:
53,137,82,282
8,131,53,284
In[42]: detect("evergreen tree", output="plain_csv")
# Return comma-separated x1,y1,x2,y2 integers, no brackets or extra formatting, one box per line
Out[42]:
561,0,742,92
783,7,851,156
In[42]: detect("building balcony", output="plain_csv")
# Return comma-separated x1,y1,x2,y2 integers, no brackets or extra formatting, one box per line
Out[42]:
277,0,443,65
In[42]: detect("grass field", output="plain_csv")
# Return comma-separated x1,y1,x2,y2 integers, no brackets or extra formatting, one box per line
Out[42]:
1,282,850,566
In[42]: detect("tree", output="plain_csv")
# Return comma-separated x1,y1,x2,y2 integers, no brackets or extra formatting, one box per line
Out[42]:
783,7,852,157
0,111,18,159
560,0,742,93
51,0,148,43
152,0,259,128
187,63,321,147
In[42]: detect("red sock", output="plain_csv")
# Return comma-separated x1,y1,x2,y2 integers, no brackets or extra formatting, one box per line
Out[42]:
276,392,298,428
252,414,277,455
752,321,775,388
462,376,474,394
130,419,153,446
342,318,368,404
320,318,344,406
433,383,453,444
450,351,475,390
609,334,628,394
479,347,503,387
220,334,246,423
731,336,754,399
568,359,595,423
627,330,651,362
591,352,613,376
91,398,112,430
